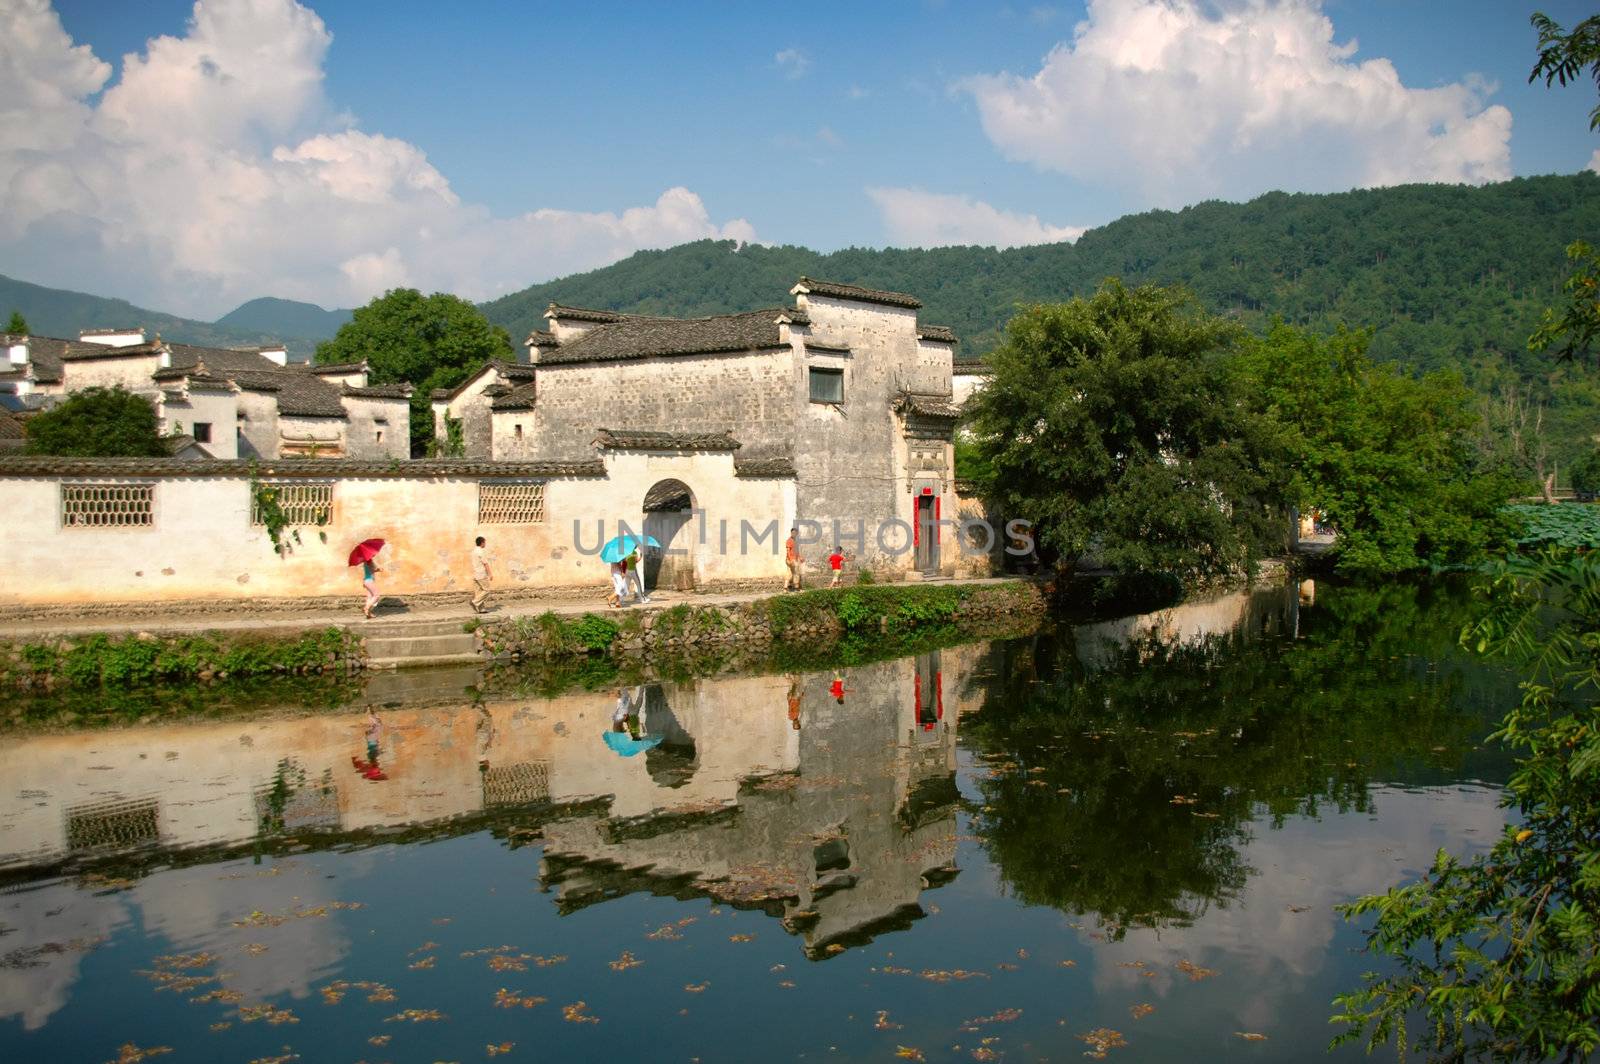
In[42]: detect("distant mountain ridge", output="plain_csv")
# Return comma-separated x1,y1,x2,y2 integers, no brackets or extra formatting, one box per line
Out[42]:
214,297,352,341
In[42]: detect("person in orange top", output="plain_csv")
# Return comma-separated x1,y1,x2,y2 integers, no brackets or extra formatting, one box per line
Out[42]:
785,527,802,591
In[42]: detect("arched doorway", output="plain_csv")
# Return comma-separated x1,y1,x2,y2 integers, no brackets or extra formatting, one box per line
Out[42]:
642,479,695,592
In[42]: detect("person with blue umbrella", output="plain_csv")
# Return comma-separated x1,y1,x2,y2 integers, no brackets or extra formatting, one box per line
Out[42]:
604,686,663,757
599,532,660,606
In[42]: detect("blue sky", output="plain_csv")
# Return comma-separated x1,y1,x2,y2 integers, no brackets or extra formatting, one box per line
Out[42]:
7,0,1598,316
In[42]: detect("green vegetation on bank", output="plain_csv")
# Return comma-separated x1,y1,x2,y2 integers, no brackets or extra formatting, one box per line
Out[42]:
2,627,360,689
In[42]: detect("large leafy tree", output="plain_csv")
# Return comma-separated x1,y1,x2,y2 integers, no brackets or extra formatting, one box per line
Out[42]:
1333,551,1600,1062
964,281,1291,579
23,386,167,457
1232,323,1520,575
316,288,514,452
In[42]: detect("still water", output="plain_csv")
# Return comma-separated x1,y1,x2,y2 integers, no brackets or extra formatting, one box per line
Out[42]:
0,580,1519,1062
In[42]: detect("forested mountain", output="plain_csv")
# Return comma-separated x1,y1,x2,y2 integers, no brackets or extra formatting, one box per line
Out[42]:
214,297,352,341
480,173,1600,463
0,272,317,358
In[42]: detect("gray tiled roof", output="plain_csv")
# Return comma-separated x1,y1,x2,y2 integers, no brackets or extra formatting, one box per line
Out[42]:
430,388,451,401
893,393,962,420
952,357,992,373
734,455,797,478
0,411,25,440
540,309,790,366
298,361,367,375
490,383,538,411
230,369,347,418
11,336,65,383
778,308,810,326
0,456,608,478
593,428,740,452
524,329,558,346
917,325,958,344
794,277,922,309
56,340,164,360
546,303,627,324
342,383,412,399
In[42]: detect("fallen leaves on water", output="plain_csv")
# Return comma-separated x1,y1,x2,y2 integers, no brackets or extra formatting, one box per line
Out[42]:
1129,1003,1155,1020
242,943,270,956
368,1035,392,1046
1285,905,1311,913
825,943,846,955
493,989,545,1009
562,1001,599,1024
152,951,217,971
875,1011,904,1030
488,955,528,972
486,1042,515,1056
971,1049,999,1062
683,982,710,993
410,941,440,954
778,980,796,989
384,1009,445,1023
1058,959,1077,968
770,964,787,973
189,988,243,1005
918,969,990,983
994,962,1019,971
246,1053,298,1064
80,872,138,892
608,951,643,971
728,934,755,943
1235,1032,1268,1042
894,1047,926,1061
962,1008,1022,1030
237,1004,298,1025
1078,1027,1128,1058
1175,960,1218,982
533,954,568,967
1169,795,1199,806
1117,961,1147,970
1016,948,1029,960
208,1022,231,1032
409,956,436,970
108,1043,172,1063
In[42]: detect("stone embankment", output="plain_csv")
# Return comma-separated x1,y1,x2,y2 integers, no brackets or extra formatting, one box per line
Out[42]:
0,579,1047,688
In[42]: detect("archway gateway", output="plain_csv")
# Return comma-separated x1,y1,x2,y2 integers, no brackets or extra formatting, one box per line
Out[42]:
642,478,696,592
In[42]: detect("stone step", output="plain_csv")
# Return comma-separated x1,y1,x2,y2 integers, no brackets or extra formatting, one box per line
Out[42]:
366,652,486,671
361,616,476,637
362,662,486,705
365,632,479,660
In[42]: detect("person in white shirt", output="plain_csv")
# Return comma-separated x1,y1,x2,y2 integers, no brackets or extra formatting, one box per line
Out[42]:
471,536,493,613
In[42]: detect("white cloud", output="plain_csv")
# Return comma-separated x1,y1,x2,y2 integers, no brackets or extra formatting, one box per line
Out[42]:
868,186,1086,248
0,0,756,318
774,47,811,79
1588,148,1600,174
960,0,1512,206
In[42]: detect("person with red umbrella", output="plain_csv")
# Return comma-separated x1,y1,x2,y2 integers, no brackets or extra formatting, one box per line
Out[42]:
349,538,384,618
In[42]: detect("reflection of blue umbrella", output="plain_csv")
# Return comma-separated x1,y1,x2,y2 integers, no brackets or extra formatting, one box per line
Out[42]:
603,731,664,757
599,534,661,564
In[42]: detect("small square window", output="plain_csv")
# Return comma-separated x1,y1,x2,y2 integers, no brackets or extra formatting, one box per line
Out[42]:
375,429,384,444
192,422,212,443
514,423,524,439
809,366,844,404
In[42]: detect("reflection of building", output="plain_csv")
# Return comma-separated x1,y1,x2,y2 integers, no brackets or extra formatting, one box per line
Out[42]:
0,649,984,960
1072,583,1298,672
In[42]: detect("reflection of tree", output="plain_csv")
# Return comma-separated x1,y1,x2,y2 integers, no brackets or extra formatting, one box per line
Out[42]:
963,580,1510,935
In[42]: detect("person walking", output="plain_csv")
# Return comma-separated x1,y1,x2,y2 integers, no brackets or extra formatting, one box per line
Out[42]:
827,545,846,587
785,527,802,591
606,559,626,607
361,557,381,619
471,536,493,613
623,549,650,605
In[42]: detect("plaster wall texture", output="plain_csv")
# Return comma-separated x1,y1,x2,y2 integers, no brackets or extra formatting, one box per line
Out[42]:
442,366,507,459
60,354,163,394
951,369,989,409
276,415,344,456
490,411,536,461
159,387,240,459
234,390,279,459
338,395,409,460
528,348,796,461
312,369,367,388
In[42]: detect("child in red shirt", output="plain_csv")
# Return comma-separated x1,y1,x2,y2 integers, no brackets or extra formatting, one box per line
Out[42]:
828,546,846,587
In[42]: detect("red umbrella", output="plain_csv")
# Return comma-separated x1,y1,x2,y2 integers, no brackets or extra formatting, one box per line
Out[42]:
348,538,385,566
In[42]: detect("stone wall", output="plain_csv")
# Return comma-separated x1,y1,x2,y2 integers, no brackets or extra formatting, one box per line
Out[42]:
528,348,796,460
338,395,409,460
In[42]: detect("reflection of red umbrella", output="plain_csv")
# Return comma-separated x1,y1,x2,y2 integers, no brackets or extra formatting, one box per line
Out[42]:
348,539,385,566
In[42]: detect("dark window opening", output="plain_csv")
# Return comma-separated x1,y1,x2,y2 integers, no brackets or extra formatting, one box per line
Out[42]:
192,422,212,443
809,366,843,404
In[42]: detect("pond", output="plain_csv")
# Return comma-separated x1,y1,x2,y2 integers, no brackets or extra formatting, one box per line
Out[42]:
0,578,1520,1062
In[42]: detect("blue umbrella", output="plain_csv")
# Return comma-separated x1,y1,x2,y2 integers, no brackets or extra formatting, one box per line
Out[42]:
603,731,664,757
599,533,661,564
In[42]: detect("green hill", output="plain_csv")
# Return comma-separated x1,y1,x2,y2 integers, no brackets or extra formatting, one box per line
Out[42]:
215,296,352,341
0,273,318,358
479,172,1600,464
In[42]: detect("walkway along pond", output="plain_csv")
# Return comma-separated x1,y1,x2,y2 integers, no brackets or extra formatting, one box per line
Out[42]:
0,578,1521,1061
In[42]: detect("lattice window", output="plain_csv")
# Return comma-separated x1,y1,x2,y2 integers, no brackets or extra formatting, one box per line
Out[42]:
66,797,160,852
478,481,545,524
251,481,332,527
483,761,551,807
61,482,154,528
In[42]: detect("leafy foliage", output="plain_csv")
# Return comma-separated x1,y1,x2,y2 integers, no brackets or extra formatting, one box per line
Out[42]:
1529,11,1600,131
1506,503,1600,549
22,386,167,457
1571,449,1600,495
1232,323,1521,574
1529,240,1600,365
5,310,25,334
1332,551,1600,1061
478,175,1600,464
4,627,355,688
316,288,513,452
965,281,1291,578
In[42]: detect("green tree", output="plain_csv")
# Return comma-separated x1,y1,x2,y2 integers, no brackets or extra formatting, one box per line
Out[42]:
1332,550,1600,1062
5,310,26,335
315,288,513,452
1232,322,1519,575
1571,447,1600,494
1530,11,1600,130
23,387,167,457
963,281,1291,580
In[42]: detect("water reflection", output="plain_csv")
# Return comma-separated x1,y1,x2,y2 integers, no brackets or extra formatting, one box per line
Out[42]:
0,578,1521,1060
